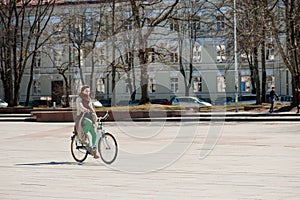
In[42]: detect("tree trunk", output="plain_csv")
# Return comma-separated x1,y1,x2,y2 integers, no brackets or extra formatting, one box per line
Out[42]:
261,39,267,102
253,47,261,104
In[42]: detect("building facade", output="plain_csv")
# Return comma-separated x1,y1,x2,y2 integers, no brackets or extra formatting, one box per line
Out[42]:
0,0,292,105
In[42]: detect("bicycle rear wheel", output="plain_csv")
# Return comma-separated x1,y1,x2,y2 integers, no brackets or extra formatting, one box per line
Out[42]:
71,135,88,162
98,133,118,164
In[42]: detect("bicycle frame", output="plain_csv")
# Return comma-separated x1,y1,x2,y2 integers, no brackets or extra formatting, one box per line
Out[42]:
84,111,109,149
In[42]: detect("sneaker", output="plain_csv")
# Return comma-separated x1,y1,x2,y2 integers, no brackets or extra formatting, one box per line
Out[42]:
92,147,100,159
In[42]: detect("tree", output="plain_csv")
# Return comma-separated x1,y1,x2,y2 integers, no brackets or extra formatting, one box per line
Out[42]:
266,0,300,106
0,0,56,106
129,0,180,104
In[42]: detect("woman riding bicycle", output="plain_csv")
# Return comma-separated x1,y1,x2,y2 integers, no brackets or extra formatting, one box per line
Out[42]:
75,85,99,158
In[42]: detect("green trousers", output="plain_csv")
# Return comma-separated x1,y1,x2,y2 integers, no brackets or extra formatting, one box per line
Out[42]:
83,118,97,147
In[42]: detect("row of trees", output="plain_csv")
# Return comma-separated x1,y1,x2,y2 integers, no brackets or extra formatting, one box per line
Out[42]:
0,0,300,107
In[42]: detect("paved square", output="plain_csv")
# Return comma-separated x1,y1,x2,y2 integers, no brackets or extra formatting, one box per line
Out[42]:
0,121,300,199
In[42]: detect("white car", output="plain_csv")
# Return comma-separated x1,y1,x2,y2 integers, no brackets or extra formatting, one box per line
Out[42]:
92,99,103,108
170,96,212,107
0,99,8,107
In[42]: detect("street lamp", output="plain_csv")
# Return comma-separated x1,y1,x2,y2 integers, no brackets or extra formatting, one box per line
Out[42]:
234,0,239,112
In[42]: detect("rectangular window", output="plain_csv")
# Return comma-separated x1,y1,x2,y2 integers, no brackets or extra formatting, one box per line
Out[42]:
216,15,225,31
241,76,251,92
147,48,155,63
267,76,275,89
217,76,226,92
99,48,105,65
96,78,105,94
53,48,63,67
34,50,41,68
170,77,179,93
149,78,156,93
240,52,248,62
193,45,202,63
170,52,178,63
193,77,202,92
216,44,226,62
266,43,275,61
33,80,41,95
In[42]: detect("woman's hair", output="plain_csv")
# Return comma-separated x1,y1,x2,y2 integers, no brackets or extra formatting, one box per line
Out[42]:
79,85,91,104
80,85,90,93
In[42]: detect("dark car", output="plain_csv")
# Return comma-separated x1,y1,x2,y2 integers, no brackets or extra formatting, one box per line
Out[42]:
99,99,111,107
280,95,293,103
237,95,257,104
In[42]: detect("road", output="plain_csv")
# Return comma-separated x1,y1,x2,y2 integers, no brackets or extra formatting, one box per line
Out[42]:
0,121,300,199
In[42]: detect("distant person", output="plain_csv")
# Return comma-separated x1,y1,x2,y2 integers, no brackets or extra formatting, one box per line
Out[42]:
269,87,278,113
296,86,300,114
75,85,99,158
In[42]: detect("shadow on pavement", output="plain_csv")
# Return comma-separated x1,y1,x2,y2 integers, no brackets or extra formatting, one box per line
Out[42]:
275,105,293,113
16,161,85,166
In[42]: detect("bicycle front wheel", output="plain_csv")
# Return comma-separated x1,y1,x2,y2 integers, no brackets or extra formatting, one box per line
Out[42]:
98,133,118,164
71,135,88,163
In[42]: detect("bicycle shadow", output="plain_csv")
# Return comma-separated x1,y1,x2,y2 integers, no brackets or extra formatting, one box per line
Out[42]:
15,161,102,166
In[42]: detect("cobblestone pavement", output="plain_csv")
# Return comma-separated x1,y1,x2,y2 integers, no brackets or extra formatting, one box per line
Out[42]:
0,121,300,200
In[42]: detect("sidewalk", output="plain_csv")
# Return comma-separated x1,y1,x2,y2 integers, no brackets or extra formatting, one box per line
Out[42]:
1,106,300,122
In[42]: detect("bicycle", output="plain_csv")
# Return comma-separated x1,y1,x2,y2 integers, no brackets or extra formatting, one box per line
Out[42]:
71,111,118,164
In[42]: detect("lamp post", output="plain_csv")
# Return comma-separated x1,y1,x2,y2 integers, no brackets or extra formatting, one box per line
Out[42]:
234,0,239,112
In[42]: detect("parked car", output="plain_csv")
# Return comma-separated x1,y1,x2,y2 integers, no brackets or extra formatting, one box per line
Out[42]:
92,99,103,108
213,97,233,105
170,96,212,108
99,99,111,107
0,99,8,107
150,99,172,105
237,95,257,104
128,100,140,106
279,95,293,103
198,97,212,104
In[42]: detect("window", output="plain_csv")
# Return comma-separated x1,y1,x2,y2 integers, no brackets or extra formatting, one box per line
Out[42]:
98,48,105,65
170,52,178,63
34,51,41,68
170,77,179,93
146,48,155,63
216,15,225,31
53,47,63,67
149,77,156,93
216,44,226,62
267,76,275,89
240,52,248,62
33,80,41,95
169,19,179,32
241,76,251,92
96,78,105,94
193,77,202,92
217,76,226,92
266,43,275,61
124,74,134,94
193,45,202,63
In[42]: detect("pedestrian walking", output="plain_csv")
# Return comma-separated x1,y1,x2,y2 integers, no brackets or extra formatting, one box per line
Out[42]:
295,86,300,114
269,86,278,113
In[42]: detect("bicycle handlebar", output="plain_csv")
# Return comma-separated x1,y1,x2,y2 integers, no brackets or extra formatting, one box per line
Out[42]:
98,111,109,121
